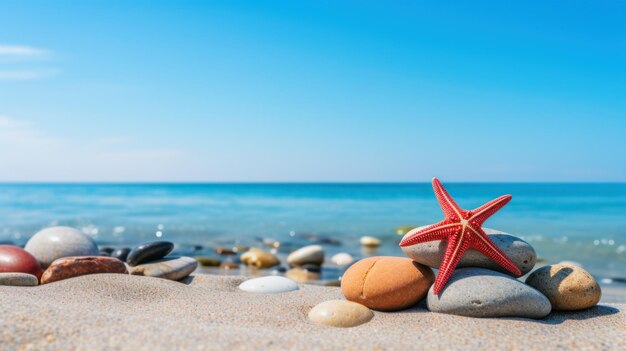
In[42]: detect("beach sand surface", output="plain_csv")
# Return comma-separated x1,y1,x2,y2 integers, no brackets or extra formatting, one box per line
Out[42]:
0,274,624,350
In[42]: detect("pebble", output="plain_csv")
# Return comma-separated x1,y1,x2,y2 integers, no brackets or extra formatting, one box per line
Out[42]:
24,227,99,268
126,241,174,266
240,248,279,268
238,276,299,293
341,256,434,311
195,256,221,267
286,267,321,282
0,245,43,278
360,236,381,248
287,245,324,266
220,262,239,270
129,256,198,281
401,227,536,275
308,300,374,328
41,256,128,284
111,248,131,262
99,247,114,256
300,263,321,273
525,263,601,311
0,272,39,286
426,268,551,319
214,247,236,255
330,253,354,266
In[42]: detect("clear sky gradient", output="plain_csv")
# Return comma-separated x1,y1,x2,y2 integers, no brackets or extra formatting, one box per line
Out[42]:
0,1,624,182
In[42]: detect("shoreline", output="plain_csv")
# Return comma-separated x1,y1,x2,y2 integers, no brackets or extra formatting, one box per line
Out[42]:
1,273,624,350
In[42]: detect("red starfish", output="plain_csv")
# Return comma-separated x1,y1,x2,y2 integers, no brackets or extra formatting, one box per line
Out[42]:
399,178,521,295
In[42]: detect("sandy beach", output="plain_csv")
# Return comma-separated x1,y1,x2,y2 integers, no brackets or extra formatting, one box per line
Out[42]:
1,273,624,350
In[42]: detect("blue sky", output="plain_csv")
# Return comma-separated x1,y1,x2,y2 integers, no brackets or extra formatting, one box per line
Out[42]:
0,1,624,182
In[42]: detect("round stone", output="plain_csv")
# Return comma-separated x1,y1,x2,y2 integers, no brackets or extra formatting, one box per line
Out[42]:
0,245,43,279
360,236,381,248
214,247,236,255
238,276,299,293
127,241,174,266
427,268,551,319
240,248,279,268
128,256,197,281
308,300,374,328
286,267,321,282
195,256,221,267
525,263,601,311
0,272,39,286
287,245,324,266
341,256,434,311
331,253,354,266
401,227,536,275
24,227,99,269
111,248,131,262
41,256,128,284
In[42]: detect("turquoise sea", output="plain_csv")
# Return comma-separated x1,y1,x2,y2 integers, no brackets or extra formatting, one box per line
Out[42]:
1,183,625,282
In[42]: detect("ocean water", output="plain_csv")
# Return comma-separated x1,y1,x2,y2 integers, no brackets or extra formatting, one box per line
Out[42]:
1,183,625,281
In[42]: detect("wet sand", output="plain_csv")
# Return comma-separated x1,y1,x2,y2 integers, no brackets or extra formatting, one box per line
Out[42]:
0,274,624,350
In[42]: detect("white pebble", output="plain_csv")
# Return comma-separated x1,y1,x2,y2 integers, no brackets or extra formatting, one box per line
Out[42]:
239,276,299,293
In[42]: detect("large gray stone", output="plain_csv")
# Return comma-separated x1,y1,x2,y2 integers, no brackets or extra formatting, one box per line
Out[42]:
25,227,99,268
401,227,536,275
129,256,197,281
427,268,551,319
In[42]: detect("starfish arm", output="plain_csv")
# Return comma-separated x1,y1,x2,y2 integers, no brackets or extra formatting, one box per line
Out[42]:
399,222,462,247
432,228,470,295
432,178,464,221
468,225,522,276
468,194,512,226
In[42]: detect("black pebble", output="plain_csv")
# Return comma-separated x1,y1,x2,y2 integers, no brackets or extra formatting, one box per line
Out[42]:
127,241,174,266
301,264,322,273
99,247,115,256
111,247,132,262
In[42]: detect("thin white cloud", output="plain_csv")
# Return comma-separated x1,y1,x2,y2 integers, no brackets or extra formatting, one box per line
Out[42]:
0,69,60,80
0,116,186,181
0,44,56,80
0,44,49,58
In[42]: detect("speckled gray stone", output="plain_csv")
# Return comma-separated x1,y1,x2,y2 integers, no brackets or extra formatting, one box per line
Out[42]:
427,268,551,319
24,227,99,268
401,227,536,275
0,272,38,286
128,256,197,281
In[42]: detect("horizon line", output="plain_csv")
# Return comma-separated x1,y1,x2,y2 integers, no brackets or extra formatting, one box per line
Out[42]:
1,181,625,185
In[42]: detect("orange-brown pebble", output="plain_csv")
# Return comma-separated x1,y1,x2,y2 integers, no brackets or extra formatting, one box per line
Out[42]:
341,256,434,311
41,256,128,284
